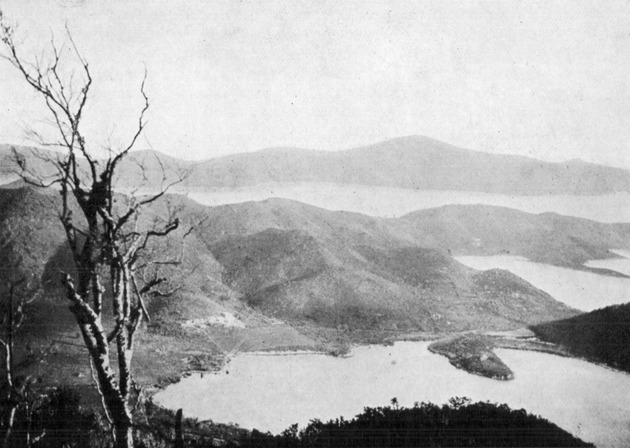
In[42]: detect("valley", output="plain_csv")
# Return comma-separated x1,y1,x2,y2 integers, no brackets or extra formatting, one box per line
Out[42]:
2,140,630,447
3,178,629,371
2,1,630,444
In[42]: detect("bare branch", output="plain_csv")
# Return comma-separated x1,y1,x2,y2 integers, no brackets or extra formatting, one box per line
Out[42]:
90,355,114,427
106,68,149,177
1,15,187,447
131,275,150,322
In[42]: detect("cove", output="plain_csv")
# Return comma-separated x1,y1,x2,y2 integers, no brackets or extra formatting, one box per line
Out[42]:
584,249,630,276
153,341,630,447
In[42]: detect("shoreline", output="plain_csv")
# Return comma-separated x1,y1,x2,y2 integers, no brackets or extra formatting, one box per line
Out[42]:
147,326,630,399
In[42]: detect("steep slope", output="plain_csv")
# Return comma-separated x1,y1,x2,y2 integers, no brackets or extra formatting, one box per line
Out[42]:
0,187,579,339
0,183,66,288
200,208,577,332
209,228,576,331
0,184,237,337
4,184,626,335
198,199,630,273
0,185,324,387
196,198,417,253
530,303,630,373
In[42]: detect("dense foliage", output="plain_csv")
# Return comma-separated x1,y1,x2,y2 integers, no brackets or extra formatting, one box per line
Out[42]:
531,302,630,373
233,398,593,447
0,387,245,448
428,335,514,380
0,387,101,448
0,392,594,447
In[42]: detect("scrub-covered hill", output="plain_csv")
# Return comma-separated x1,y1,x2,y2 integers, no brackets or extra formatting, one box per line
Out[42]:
400,204,630,270
531,303,630,373
0,186,579,342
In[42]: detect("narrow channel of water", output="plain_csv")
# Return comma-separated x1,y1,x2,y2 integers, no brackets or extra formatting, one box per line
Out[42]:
183,183,630,222
584,249,630,276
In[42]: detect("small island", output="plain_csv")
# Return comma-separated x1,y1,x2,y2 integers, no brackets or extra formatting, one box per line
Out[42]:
429,334,514,381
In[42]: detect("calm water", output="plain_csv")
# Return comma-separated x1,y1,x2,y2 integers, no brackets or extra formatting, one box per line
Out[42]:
584,249,630,276
154,341,630,447
152,187,630,446
455,255,630,311
184,182,630,222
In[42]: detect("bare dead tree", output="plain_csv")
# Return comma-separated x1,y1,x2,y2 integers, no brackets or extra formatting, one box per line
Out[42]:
1,12,186,448
0,229,43,448
0,278,23,447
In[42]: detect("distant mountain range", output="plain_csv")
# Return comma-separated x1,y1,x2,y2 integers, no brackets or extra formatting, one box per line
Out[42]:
3,135,630,194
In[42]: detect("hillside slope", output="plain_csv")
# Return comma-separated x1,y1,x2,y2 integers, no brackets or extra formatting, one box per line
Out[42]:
0,187,580,339
183,198,580,331
400,204,630,269
530,303,630,373
3,184,628,337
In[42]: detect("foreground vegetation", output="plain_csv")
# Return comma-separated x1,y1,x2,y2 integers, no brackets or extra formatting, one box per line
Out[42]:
234,398,593,447
0,386,245,448
531,302,630,373
0,390,594,447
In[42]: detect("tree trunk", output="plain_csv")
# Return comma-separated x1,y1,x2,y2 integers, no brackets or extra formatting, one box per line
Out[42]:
175,408,184,448
3,406,16,448
115,423,133,448
113,404,134,448
6,290,13,390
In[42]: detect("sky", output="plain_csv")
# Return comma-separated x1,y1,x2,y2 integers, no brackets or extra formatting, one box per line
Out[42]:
1,0,630,168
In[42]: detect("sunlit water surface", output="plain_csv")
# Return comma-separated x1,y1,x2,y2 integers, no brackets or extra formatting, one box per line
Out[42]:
154,341,630,447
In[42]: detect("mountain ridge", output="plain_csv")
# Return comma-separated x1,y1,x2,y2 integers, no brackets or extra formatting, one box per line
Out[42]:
0,185,588,338
3,136,630,195
6,183,629,387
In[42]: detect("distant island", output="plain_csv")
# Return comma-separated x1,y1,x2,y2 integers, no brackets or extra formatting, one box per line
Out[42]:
4,135,630,195
1,141,628,447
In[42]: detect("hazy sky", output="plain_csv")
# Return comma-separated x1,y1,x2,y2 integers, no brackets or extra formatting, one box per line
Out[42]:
1,0,630,168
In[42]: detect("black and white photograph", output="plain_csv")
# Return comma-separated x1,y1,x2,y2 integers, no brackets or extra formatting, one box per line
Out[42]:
0,1,629,446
